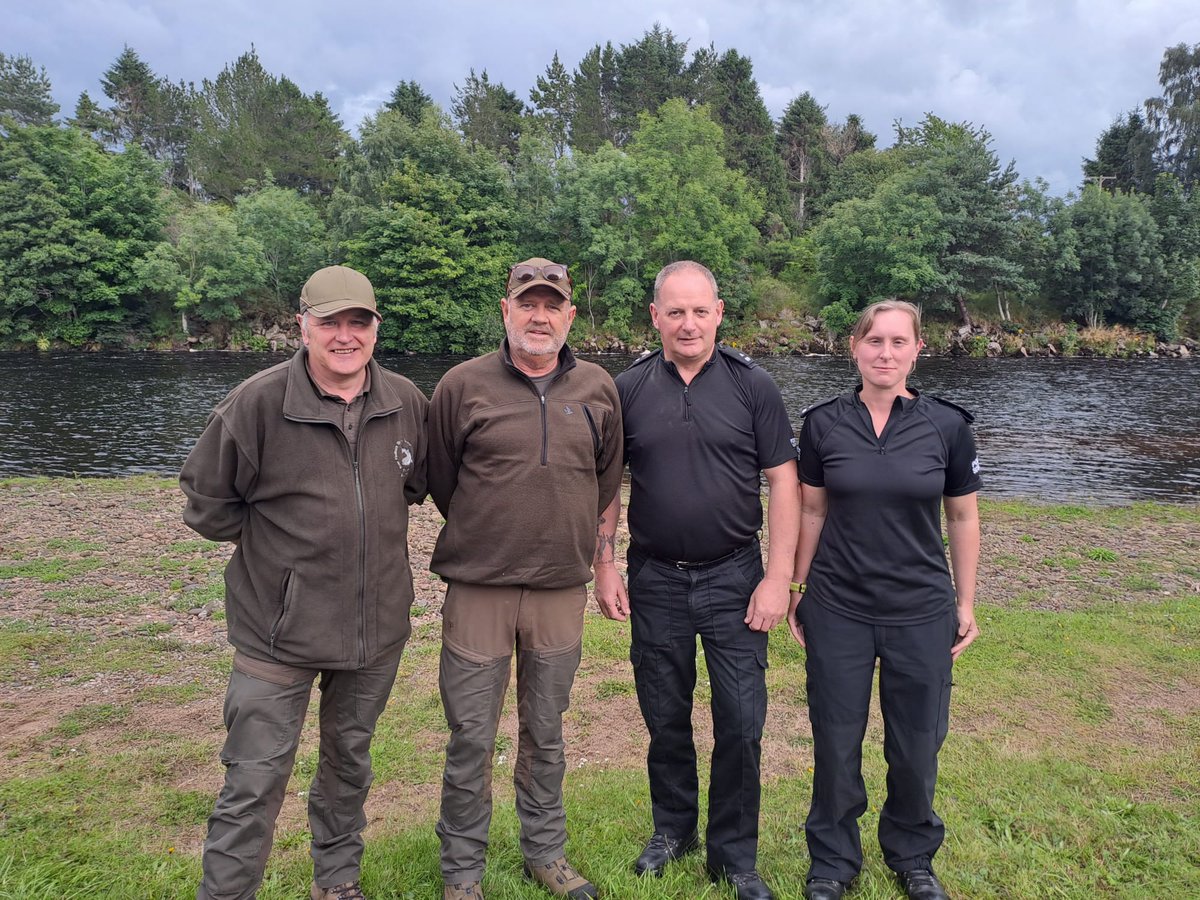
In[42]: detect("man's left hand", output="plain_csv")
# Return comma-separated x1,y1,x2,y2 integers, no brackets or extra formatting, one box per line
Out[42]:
745,576,789,632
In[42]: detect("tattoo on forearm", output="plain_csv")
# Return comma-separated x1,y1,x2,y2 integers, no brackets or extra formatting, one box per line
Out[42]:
595,516,616,563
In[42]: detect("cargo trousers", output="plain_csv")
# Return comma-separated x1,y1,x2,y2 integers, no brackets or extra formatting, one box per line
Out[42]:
627,540,769,877
798,597,956,883
436,582,587,884
196,649,403,900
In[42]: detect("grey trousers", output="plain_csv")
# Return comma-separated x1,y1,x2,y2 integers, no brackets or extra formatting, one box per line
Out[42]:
196,649,403,900
436,582,587,883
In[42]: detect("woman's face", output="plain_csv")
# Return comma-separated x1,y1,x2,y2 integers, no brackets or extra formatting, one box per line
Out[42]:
850,309,924,392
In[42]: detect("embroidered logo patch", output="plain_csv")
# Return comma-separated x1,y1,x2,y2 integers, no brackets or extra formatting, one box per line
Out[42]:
563,405,574,415
971,456,981,474
394,440,414,476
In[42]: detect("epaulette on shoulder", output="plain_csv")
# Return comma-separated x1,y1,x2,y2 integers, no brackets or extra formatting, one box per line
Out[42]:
799,396,839,418
927,394,975,423
628,349,659,369
717,344,757,368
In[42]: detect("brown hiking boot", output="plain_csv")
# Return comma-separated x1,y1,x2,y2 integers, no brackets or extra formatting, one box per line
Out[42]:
523,857,598,898
443,882,484,900
311,882,367,900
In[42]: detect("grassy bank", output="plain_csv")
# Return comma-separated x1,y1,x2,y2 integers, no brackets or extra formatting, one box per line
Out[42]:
0,477,1197,898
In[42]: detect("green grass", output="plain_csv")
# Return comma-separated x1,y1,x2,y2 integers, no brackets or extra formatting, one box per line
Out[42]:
1,487,1198,898
0,620,223,683
10,593,1188,898
0,557,107,583
53,703,130,738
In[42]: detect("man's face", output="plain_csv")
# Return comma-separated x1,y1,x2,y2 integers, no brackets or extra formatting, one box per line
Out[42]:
650,268,724,366
502,286,575,361
298,308,378,385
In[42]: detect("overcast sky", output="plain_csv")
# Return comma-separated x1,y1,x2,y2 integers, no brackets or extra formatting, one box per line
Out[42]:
8,0,1198,196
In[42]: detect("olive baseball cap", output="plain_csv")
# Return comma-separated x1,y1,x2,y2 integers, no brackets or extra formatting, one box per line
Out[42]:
506,258,573,302
300,265,380,319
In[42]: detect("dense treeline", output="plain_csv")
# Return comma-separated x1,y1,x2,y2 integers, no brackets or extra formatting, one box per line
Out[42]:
1,31,1199,352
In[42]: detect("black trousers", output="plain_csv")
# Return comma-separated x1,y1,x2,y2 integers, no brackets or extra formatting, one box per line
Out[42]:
628,541,768,876
799,597,956,883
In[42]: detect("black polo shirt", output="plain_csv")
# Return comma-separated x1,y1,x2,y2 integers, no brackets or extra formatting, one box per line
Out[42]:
617,346,797,562
798,388,982,625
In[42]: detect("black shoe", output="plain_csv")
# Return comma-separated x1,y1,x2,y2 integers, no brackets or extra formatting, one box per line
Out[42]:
899,869,949,900
708,868,775,900
633,830,699,876
803,878,848,900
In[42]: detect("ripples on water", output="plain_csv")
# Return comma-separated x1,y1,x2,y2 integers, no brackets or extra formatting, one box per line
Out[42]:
1,351,1197,504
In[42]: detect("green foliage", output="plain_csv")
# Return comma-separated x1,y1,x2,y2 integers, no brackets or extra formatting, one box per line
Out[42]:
509,128,563,254
749,274,809,319
1083,111,1159,194
1044,185,1173,334
68,91,109,142
0,52,59,126
1061,321,1080,355
812,177,947,305
385,79,432,126
609,24,698,145
527,52,573,158
777,92,829,230
895,114,1031,320
0,125,165,346
699,49,789,218
1145,42,1200,191
1145,174,1200,338
99,46,194,189
336,109,516,353
4,36,1200,348
627,100,764,314
234,185,328,312
552,144,643,329
138,202,267,325
567,42,619,154
452,68,525,164
190,48,346,201
818,299,858,337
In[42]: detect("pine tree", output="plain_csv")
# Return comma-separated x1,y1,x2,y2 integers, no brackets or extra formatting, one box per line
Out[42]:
0,52,59,126
385,80,432,126
528,53,573,158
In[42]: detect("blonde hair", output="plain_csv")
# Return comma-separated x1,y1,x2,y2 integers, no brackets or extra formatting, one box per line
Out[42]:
851,299,921,342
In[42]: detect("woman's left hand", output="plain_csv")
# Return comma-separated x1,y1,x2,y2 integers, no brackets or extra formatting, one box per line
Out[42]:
951,607,980,661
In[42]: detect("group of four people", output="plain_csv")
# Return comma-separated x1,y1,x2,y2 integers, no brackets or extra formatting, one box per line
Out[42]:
181,257,981,900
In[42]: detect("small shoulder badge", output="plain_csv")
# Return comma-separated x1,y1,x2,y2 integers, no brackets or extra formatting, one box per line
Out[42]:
799,396,839,417
628,349,658,369
717,344,757,368
927,394,975,423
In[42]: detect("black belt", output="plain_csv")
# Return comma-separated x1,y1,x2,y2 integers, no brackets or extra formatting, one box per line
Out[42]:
652,542,751,571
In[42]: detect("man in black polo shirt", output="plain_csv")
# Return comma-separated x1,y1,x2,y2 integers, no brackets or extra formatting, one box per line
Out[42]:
594,260,799,900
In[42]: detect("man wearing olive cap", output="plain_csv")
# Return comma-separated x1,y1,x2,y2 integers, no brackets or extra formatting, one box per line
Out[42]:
181,265,428,900
427,258,623,900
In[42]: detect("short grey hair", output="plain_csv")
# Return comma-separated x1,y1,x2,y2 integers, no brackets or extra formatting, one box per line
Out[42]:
653,260,719,304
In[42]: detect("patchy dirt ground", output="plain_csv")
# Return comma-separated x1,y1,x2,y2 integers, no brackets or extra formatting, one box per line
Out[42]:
1,477,1198,851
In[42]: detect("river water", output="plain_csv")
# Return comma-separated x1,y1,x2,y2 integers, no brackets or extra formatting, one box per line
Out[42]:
1,351,1197,504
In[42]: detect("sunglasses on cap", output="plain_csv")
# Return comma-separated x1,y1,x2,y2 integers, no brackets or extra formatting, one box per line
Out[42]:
509,262,570,284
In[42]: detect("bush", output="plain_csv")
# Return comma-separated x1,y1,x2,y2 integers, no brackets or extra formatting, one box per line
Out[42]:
1000,333,1026,355
922,325,950,352
750,275,807,320
819,300,858,338
1061,322,1080,356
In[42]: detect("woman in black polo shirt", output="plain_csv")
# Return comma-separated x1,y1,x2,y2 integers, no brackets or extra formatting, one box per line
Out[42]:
788,299,982,900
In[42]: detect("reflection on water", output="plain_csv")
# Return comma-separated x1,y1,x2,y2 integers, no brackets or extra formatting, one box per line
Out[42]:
1,351,1197,504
